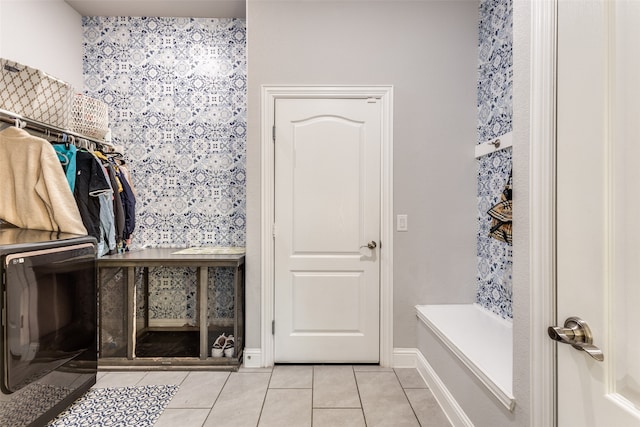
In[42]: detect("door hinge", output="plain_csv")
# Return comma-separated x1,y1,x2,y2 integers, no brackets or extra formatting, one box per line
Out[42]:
272,223,276,239
272,320,275,335
272,125,276,142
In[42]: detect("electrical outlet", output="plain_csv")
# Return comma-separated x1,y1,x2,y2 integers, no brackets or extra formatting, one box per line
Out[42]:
397,214,408,232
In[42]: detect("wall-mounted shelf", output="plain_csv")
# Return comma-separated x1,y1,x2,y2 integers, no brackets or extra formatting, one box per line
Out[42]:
0,107,113,150
475,131,513,159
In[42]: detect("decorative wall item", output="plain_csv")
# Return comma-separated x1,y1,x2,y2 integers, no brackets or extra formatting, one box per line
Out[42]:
476,0,513,319
83,17,246,325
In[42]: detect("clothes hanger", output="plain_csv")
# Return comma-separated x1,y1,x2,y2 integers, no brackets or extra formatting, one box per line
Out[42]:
0,117,23,130
56,152,70,166
78,137,93,151
50,133,72,149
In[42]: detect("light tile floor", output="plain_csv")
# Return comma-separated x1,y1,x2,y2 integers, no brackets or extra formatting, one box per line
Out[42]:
94,365,451,426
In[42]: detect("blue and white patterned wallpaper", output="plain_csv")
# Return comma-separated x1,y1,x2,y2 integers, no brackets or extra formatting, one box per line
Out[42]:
476,0,513,319
83,17,246,324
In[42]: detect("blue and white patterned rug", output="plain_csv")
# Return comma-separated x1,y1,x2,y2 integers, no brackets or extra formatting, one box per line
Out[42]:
47,385,179,427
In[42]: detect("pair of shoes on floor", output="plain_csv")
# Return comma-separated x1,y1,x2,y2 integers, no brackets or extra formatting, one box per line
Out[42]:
211,333,235,358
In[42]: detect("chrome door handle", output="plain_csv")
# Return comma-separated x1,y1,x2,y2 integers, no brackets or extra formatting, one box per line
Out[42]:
548,316,604,362
360,241,377,250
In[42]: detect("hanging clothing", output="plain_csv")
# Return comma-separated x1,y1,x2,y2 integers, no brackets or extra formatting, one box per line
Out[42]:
89,150,118,255
52,143,78,192
95,162,117,256
104,163,125,252
96,148,136,249
98,191,116,256
74,150,112,241
118,163,137,197
0,127,87,235
487,172,513,245
117,169,136,247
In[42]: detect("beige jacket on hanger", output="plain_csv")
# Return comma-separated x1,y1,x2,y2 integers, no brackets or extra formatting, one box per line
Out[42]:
0,126,87,235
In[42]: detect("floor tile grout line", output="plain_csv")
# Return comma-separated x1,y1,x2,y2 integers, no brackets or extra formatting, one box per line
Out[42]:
393,368,423,427
255,368,274,427
200,370,233,427
313,407,368,409
177,372,188,387
352,365,369,427
311,365,315,427
135,371,148,387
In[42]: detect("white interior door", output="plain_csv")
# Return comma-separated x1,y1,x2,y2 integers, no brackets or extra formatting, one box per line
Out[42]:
556,0,640,424
274,97,381,363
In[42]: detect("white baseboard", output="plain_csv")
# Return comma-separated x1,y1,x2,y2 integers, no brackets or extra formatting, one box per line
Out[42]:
394,348,473,427
242,348,263,368
392,348,419,368
243,348,407,370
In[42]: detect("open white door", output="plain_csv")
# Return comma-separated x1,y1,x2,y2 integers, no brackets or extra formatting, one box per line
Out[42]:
273,97,381,363
554,0,640,424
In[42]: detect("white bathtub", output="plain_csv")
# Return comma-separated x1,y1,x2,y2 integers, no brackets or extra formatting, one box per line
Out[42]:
416,303,514,411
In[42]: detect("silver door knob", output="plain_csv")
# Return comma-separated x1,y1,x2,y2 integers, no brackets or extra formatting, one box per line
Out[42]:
548,316,604,361
360,241,377,250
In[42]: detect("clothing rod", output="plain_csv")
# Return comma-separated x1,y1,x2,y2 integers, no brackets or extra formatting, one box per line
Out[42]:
475,131,513,159
0,108,113,149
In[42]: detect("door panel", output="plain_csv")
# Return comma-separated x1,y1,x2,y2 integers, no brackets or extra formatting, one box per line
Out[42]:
274,98,381,363
557,0,640,424
611,1,640,409
291,117,363,253
291,272,364,332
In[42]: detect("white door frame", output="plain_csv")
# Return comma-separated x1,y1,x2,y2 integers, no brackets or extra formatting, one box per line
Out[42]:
527,0,557,425
260,85,394,367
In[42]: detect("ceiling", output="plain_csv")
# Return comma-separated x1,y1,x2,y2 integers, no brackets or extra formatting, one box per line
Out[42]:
64,0,246,18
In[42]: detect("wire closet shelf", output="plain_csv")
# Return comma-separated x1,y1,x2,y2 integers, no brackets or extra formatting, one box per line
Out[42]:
0,107,114,151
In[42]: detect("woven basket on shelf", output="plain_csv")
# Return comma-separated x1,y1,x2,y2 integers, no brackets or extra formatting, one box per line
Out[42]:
0,58,74,128
69,94,109,139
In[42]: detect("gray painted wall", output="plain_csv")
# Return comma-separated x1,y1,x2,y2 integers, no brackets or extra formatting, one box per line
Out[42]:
0,0,84,89
246,0,479,349
415,2,532,425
